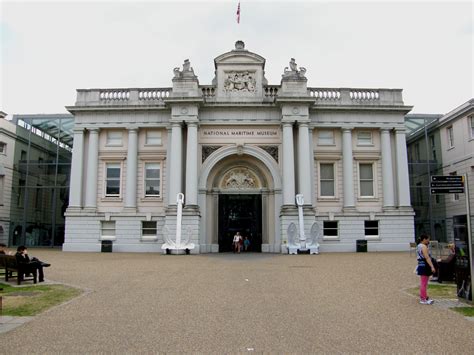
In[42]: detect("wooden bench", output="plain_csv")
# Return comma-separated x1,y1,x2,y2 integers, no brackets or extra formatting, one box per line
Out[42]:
0,254,37,285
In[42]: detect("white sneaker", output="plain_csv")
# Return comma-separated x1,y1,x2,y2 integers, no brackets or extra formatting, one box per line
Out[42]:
426,298,434,305
419,299,429,304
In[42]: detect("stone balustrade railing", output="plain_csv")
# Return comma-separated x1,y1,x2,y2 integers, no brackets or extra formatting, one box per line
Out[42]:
308,87,403,106
76,88,172,106
75,86,403,107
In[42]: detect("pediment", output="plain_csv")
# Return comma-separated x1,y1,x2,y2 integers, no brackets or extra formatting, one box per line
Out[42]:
214,41,265,68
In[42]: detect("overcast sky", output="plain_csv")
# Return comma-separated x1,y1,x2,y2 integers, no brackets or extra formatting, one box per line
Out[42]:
1,0,472,116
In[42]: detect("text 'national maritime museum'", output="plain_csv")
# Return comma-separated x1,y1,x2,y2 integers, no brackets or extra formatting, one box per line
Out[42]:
63,41,414,253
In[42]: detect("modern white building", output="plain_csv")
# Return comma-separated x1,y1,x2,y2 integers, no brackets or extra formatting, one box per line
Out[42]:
63,41,414,253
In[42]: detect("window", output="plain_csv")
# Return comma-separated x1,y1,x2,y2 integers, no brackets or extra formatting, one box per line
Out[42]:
414,143,420,161
450,171,459,201
447,126,454,148
429,135,436,160
323,221,338,238
146,130,162,145
359,163,374,197
142,221,157,238
101,221,116,240
0,142,6,154
20,150,27,162
105,163,121,196
106,130,122,146
38,157,43,169
144,163,161,196
35,185,42,209
364,220,379,237
0,176,4,205
319,163,335,197
357,131,372,146
470,116,474,139
18,179,25,207
318,130,334,145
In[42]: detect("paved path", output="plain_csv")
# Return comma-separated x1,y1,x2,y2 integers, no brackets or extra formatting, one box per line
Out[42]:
1,250,473,353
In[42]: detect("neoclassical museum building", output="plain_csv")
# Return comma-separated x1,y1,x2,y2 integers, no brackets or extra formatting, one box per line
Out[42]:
63,41,414,253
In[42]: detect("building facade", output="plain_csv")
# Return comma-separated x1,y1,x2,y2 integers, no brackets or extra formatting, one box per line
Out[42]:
64,41,414,253
0,114,74,247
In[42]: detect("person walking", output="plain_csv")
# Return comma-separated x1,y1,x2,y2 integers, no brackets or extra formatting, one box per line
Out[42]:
244,236,250,252
416,234,436,304
233,232,241,253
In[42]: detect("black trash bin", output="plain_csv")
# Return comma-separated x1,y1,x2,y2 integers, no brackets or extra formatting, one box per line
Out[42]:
356,240,367,252
101,240,113,253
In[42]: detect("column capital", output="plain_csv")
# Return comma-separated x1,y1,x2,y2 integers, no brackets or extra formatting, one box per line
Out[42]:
186,120,199,128
73,127,85,134
341,126,354,132
394,127,406,133
281,120,295,127
297,121,310,128
380,127,393,133
127,127,139,133
88,127,100,133
170,121,183,128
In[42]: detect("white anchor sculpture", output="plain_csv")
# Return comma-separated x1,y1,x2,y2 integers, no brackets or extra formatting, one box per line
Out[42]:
161,193,195,254
288,194,320,255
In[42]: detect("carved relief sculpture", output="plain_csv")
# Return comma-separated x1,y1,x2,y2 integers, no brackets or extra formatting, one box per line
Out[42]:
224,71,257,92
221,168,259,189
173,59,196,79
282,58,306,79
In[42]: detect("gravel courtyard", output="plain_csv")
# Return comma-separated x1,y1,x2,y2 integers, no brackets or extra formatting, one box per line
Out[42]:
1,250,473,353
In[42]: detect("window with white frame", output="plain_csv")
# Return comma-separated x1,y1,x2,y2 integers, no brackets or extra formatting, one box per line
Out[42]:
364,220,379,237
447,126,454,148
105,163,121,196
319,163,335,197
450,171,459,201
359,163,374,197
357,131,372,146
318,130,334,145
142,221,157,238
144,163,161,196
145,130,162,145
323,221,338,238
0,142,6,154
469,116,474,139
101,221,116,240
106,130,123,146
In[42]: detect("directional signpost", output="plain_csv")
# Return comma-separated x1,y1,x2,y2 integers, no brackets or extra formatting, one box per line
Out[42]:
430,175,465,194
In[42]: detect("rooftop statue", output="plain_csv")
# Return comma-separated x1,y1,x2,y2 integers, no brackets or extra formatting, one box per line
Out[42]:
173,59,196,79
282,58,306,79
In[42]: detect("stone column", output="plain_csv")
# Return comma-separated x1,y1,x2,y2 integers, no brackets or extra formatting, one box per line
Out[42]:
185,122,198,206
282,122,296,205
68,128,84,208
297,122,312,204
395,128,411,207
381,128,395,208
125,128,138,209
308,127,316,207
342,128,355,208
168,122,183,205
85,128,100,209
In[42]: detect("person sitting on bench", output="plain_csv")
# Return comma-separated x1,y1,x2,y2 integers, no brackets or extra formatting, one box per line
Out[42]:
0,243,13,255
15,246,50,283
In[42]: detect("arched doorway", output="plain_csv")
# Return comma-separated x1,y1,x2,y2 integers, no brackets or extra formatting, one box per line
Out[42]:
217,167,263,252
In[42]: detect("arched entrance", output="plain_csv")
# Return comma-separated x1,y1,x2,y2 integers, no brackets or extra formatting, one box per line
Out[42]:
198,145,283,253
217,167,263,252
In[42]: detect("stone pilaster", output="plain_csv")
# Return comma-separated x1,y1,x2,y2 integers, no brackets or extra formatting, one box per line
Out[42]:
380,128,395,208
297,122,312,205
85,128,99,209
68,128,84,209
168,122,183,206
342,127,355,209
395,128,411,207
125,128,138,210
282,122,296,205
185,122,199,206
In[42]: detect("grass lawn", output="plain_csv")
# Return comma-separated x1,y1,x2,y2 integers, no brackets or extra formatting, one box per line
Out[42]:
0,282,82,317
451,307,474,317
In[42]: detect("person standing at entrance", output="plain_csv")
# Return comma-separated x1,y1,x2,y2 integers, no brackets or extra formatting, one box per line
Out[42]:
244,237,250,251
233,232,242,253
416,234,436,304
